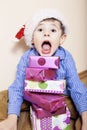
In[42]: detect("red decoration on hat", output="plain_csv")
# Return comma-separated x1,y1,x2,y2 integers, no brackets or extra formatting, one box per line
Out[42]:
15,25,25,39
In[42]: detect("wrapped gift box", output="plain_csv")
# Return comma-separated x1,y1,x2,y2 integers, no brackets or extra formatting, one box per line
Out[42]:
24,80,66,94
30,106,70,130
23,92,65,112
32,104,66,119
29,56,60,69
25,68,57,81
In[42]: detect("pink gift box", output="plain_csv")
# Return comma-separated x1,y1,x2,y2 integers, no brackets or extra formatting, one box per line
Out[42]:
32,104,66,119
23,91,65,112
30,106,70,130
25,68,57,81
29,56,60,69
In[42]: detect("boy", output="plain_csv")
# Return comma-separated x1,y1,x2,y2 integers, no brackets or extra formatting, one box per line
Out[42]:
0,9,87,130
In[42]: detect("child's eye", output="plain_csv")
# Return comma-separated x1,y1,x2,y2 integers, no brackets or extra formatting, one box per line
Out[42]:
38,28,43,32
51,29,56,32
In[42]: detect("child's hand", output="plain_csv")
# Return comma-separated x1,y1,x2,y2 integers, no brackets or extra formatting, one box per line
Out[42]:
82,123,87,130
81,111,87,130
0,114,17,130
81,121,87,130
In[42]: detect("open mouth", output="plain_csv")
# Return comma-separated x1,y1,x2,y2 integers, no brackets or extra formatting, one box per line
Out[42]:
41,41,51,54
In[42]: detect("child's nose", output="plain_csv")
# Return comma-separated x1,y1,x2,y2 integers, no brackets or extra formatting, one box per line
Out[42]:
44,31,50,37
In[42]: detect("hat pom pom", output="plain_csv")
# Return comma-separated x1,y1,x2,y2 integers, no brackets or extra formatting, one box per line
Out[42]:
15,25,25,40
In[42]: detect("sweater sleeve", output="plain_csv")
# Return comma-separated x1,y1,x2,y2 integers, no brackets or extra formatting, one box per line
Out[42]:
8,52,29,116
64,52,87,114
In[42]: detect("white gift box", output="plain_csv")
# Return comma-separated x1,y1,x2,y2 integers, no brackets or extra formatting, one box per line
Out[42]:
30,106,70,130
24,80,66,94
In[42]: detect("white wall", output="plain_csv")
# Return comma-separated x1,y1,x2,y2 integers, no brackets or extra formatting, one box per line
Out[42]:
0,0,87,91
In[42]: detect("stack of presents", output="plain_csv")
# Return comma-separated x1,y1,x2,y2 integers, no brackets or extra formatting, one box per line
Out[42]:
24,56,70,130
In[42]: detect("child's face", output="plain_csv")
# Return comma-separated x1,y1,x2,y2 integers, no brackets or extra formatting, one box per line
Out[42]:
32,19,66,56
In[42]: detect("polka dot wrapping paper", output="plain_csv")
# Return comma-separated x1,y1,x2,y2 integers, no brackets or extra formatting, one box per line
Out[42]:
29,56,60,69
24,79,66,94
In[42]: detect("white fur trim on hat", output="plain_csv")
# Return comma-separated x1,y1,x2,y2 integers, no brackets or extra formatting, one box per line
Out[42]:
24,9,68,47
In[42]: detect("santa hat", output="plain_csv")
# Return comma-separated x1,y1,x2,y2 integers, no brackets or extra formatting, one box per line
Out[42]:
15,9,68,47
